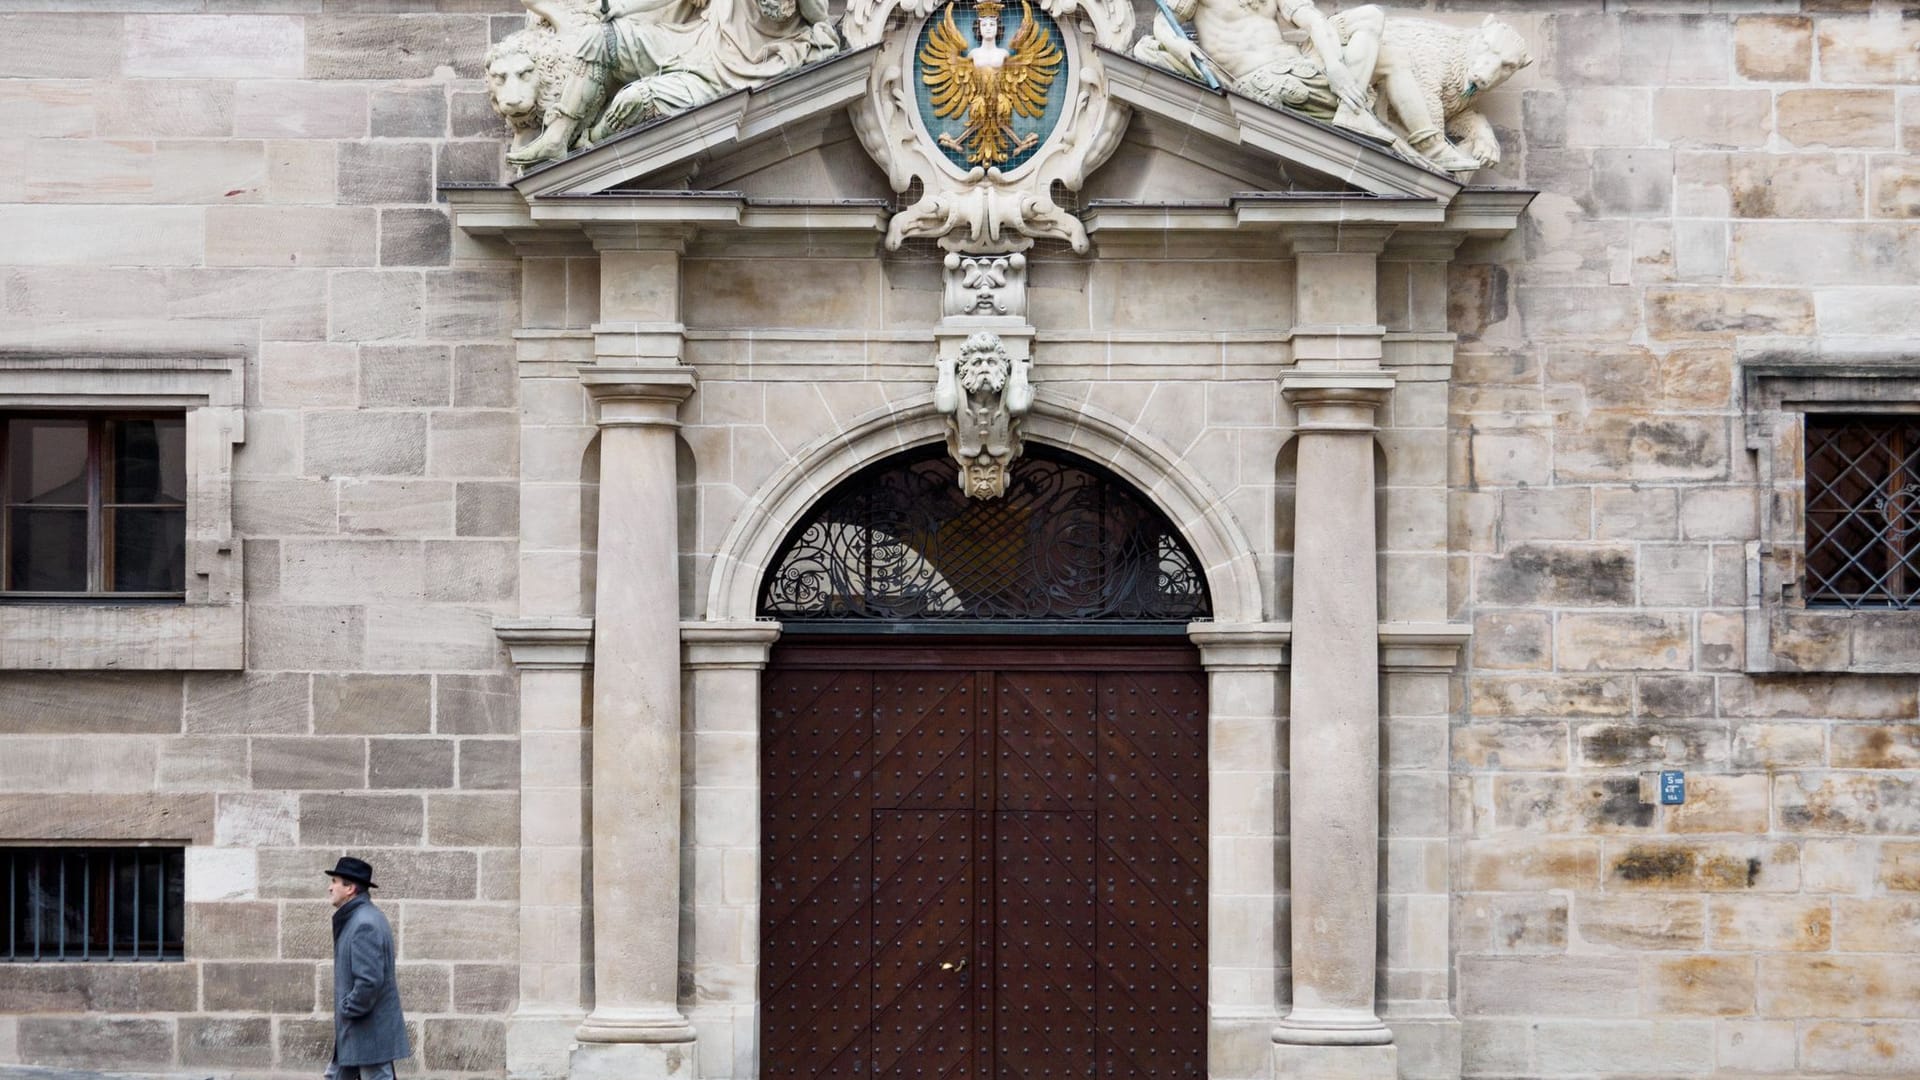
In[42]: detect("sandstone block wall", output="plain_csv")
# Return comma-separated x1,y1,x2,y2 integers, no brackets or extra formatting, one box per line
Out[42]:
1449,4,1920,1076
0,4,526,1074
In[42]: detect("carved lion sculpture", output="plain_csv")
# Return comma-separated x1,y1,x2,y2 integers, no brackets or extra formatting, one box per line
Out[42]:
1378,14,1531,168
485,23,574,149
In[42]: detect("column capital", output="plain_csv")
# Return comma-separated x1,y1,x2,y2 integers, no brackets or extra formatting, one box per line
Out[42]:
682,619,782,669
580,365,697,428
1188,620,1291,670
1285,225,1395,256
1282,370,1395,433
582,223,697,252
495,617,595,670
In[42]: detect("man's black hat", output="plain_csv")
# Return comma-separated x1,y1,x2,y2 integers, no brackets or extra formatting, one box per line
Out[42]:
323,856,379,889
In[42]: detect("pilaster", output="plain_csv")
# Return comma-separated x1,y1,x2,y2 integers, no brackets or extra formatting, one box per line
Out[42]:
497,617,596,1078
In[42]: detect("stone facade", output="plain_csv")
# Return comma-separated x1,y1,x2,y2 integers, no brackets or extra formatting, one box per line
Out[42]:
0,3,1914,1080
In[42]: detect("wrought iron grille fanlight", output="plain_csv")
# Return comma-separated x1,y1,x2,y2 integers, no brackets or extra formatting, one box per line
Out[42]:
1806,415,1920,609
759,445,1211,624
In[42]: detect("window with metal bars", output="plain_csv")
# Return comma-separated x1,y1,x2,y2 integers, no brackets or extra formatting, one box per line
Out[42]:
1805,415,1920,609
1,413,189,598
3,848,185,962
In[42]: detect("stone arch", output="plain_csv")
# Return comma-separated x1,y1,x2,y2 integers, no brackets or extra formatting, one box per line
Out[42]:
704,391,1265,625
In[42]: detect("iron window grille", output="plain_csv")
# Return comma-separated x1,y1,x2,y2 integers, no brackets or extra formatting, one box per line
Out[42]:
1805,414,1920,609
1,413,188,599
3,848,185,962
759,444,1211,625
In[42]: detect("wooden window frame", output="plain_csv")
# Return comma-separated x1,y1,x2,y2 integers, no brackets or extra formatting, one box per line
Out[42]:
1,412,190,601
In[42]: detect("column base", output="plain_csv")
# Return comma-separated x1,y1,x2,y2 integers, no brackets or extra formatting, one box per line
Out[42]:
508,1008,584,1078
1274,1007,1395,1046
1273,1042,1398,1080
575,1005,697,1044
571,1039,698,1080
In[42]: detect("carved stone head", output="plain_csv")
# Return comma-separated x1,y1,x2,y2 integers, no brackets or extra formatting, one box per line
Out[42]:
957,332,1011,395
1464,15,1532,100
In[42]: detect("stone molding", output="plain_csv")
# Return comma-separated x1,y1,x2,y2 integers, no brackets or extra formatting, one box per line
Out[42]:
681,620,782,668
496,617,596,670
702,391,1266,624
579,365,698,429
1378,622,1472,673
1282,371,1396,433
0,352,246,671
1740,357,1920,674
1187,620,1291,669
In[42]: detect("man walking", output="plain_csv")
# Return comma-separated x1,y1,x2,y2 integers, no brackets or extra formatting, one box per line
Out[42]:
325,857,410,1078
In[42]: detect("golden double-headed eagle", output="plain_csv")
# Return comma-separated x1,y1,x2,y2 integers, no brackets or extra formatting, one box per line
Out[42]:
920,0,1063,168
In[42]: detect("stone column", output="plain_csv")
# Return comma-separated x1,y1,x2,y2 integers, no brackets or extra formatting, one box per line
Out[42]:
496,617,595,1077
1188,622,1291,1080
1273,228,1397,1079
681,620,781,1078
573,224,700,1077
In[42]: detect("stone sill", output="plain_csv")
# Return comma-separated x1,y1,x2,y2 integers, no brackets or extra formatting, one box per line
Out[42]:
0,603,243,670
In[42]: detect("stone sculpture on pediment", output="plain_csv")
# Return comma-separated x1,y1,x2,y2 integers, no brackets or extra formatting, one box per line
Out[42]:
847,0,1134,252
1130,1,1530,174
935,330,1034,500
491,0,839,168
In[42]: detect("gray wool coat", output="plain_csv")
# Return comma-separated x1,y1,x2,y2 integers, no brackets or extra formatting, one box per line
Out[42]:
332,895,411,1066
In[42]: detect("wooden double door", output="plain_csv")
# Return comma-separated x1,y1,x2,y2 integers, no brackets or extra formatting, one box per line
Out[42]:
761,642,1207,1078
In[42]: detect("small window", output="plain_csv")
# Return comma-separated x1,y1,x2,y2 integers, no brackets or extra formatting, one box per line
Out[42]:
1,414,187,598
1806,415,1920,610
3,847,185,962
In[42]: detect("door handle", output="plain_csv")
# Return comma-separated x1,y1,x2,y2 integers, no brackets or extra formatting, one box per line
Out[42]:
940,958,968,973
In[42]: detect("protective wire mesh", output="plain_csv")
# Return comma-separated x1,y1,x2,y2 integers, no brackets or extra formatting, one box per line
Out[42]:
1805,415,1920,609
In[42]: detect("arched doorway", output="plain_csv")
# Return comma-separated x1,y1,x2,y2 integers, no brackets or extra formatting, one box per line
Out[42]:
757,443,1212,1078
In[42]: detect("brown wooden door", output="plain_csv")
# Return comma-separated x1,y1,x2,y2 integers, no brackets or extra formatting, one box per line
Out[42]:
762,644,1206,1079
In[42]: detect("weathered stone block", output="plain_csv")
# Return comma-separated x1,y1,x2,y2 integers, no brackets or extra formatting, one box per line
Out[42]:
1533,1019,1714,1073
399,963,452,1013
403,901,516,962
1572,894,1702,951
330,269,426,342
0,793,212,843
0,671,181,734
1493,775,1652,833
338,140,433,205
423,1016,509,1070
361,848,476,900
1452,722,1568,771
1870,156,1920,219
371,86,447,138
187,901,280,960
299,793,423,845
1776,89,1896,149
125,14,304,79
455,481,520,538
1475,675,1632,719
1731,153,1865,220
253,736,366,790
0,206,203,267
1461,838,1599,891
1648,287,1814,339
305,411,428,477
429,411,519,479
1734,15,1810,81
180,1016,272,1068
314,673,432,735
424,539,518,603
305,15,489,80
459,738,519,790
453,343,516,409
381,206,452,267
427,792,519,846
370,737,456,789
1556,613,1691,671
16,1017,175,1069
340,479,453,538
1668,773,1769,833
1609,840,1799,893
1590,148,1673,217
1641,955,1756,1017
1759,955,1920,1018
215,792,298,847
157,735,249,790
1802,1021,1920,1075
1471,612,1551,671
203,960,315,1013
235,478,341,537
1878,842,1920,892
425,268,520,339
1817,16,1920,84
1654,89,1772,149
1458,956,1636,1017
1478,544,1635,607
206,206,374,267
1709,895,1831,953
1722,675,1917,719
0,964,198,1014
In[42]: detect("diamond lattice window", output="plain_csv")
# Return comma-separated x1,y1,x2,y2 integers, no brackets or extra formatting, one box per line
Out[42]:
759,445,1210,625
1806,415,1920,609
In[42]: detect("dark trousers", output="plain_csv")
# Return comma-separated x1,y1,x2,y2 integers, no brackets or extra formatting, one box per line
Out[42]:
326,1063,397,1080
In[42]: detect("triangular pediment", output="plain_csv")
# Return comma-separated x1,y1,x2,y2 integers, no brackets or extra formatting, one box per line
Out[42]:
455,32,1532,243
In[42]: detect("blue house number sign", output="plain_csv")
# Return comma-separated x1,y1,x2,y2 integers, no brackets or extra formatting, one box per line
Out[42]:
1659,770,1686,805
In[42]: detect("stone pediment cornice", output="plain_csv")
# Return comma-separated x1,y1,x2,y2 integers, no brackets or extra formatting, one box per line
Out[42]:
447,38,1535,245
